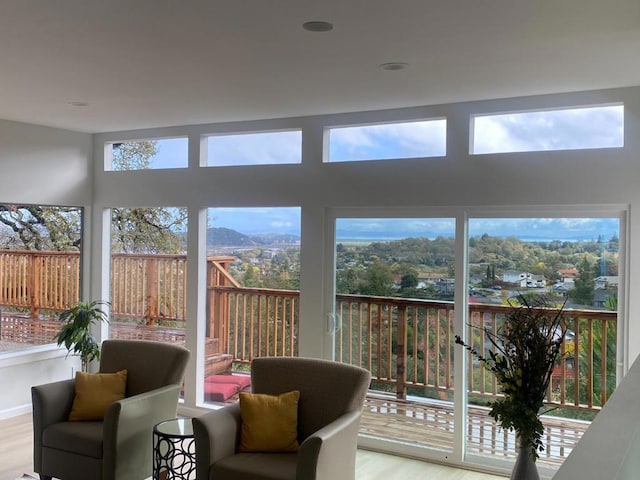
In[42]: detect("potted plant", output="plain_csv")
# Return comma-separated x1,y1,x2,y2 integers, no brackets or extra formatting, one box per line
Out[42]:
455,294,567,480
53,300,110,372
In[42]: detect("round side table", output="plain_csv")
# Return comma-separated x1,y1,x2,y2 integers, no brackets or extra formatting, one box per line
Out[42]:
153,418,195,480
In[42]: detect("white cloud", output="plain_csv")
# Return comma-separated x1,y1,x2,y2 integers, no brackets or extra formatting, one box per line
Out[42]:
473,105,623,154
207,131,301,166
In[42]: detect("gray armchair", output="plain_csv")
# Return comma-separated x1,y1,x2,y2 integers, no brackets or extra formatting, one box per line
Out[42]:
32,339,190,480
193,357,371,480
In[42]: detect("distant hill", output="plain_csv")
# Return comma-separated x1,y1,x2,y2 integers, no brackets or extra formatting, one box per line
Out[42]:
207,227,299,247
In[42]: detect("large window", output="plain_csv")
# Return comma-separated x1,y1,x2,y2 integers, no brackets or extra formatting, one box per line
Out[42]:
203,207,301,404
332,215,457,451
471,105,624,154
91,89,633,477
327,119,446,162
465,215,621,476
205,130,302,166
108,206,188,348
0,204,82,353
105,138,189,170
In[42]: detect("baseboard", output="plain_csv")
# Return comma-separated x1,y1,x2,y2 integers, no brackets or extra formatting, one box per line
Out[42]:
0,403,31,420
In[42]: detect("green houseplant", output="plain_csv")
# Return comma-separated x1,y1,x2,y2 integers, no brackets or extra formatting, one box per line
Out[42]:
455,294,566,478
54,300,110,371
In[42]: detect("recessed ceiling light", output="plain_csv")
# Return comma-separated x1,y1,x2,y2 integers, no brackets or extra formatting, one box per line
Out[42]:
302,21,334,32
379,62,410,71
68,101,89,107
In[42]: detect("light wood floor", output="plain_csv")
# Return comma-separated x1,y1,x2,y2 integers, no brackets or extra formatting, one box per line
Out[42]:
2,414,506,480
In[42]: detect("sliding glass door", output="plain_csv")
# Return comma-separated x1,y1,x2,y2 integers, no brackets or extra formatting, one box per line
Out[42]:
327,209,624,475
331,214,458,456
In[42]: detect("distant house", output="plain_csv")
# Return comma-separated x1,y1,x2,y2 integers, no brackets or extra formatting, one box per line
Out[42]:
502,271,545,288
503,271,528,285
558,268,579,286
595,276,619,289
435,278,455,296
594,289,617,309
528,274,546,288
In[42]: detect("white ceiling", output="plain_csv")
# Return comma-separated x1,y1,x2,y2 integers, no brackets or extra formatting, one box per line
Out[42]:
1,0,639,134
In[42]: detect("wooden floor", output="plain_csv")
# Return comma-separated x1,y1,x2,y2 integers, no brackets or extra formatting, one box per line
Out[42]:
4,394,588,479
2,413,506,480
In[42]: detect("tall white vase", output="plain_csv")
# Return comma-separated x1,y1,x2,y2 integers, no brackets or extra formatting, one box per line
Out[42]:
510,437,540,480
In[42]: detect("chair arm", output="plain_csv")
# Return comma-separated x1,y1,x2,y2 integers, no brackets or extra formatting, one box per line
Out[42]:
193,403,242,480
102,384,181,480
31,379,76,473
31,379,76,426
298,410,363,480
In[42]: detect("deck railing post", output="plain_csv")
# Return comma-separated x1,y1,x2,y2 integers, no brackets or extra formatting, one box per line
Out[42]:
396,305,407,400
29,252,39,317
146,258,157,325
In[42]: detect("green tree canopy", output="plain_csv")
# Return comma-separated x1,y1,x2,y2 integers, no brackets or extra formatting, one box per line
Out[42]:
570,255,597,306
0,205,81,250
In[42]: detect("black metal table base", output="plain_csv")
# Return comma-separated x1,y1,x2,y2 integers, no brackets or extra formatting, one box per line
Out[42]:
153,419,196,480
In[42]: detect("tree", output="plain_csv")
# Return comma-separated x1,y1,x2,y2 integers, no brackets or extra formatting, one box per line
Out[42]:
400,271,419,290
336,268,359,294
361,263,395,296
569,255,596,306
0,205,82,250
110,141,187,254
111,207,187,254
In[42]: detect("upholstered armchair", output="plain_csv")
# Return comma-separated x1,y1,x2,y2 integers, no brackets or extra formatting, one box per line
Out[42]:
193,356,371,480
32,339,190,480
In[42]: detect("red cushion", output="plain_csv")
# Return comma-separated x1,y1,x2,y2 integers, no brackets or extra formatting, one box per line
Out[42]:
203,375,251,402
205,375,251,389
204,382,241,402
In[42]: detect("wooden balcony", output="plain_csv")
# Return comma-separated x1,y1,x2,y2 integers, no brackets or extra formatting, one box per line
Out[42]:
0,250,616,470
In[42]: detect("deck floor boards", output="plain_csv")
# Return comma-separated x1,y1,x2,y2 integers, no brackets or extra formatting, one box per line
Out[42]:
362,393,590,470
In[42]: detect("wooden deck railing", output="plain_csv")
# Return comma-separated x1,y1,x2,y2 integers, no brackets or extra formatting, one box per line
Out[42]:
0,249,229,324
207,285,299,360
0,249,617,412
110,252,188,324
210,286,617,412
0,250,80,316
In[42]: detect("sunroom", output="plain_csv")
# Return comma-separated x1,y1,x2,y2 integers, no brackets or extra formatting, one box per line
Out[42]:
1,2,640,480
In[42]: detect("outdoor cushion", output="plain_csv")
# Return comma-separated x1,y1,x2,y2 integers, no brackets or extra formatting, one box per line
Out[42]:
204,374,251,402
204,382,241,402
205,374,251,388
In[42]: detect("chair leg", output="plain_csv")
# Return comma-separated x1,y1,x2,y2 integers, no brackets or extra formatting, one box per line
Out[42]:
39,475,52,480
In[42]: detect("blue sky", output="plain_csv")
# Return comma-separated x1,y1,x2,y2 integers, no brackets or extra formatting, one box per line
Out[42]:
141,105,623,241
145,103,623,168
206,210,619,243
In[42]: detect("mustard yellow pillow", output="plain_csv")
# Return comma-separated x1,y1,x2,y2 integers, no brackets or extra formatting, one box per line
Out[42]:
68,370,128,421
239,390,300,452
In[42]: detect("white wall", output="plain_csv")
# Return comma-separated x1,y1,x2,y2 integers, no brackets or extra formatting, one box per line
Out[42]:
0,119,92,206
0,348,80,418
0,119,92,416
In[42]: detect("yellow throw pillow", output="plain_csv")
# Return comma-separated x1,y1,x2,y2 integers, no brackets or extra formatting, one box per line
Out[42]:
239,390,300,452
68,370,128,421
